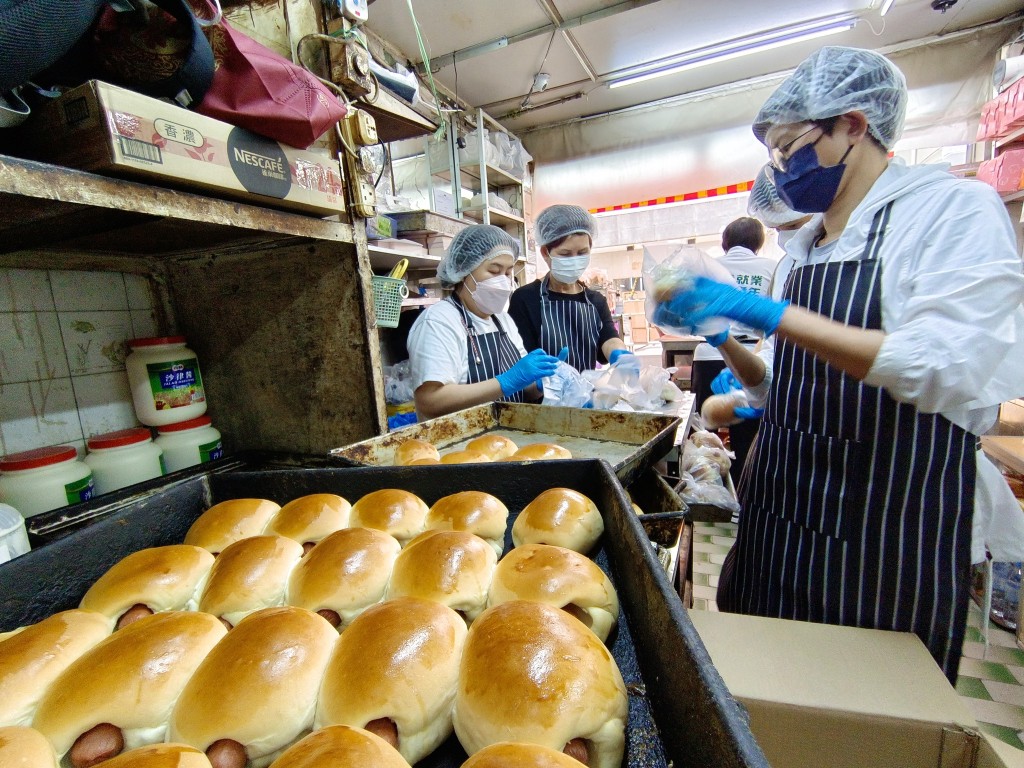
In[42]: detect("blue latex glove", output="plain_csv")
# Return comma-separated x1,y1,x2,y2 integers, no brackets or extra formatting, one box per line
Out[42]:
498,348,561,397
734,406,765,420
659,277,789,336
608,348,632,365
710,368,742,395
704,329,729,347
557,346,570,362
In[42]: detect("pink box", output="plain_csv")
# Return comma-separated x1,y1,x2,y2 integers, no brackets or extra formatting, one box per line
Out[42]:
977,148,1024,193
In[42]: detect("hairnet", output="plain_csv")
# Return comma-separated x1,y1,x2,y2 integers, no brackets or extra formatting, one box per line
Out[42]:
747,166,807,228
752,46,907,150
534,204,596,247
436,224,520,287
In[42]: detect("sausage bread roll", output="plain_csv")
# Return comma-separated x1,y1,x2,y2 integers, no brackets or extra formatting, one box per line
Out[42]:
507,443,572,461
263,494,351,554
393,439,440,466
0,725,58,767
184,499,280,555
348,490,428,547
287,528,401,629
425,491,509,557
461,742,592,767
511,488,604,554
316,597,467,765
453,601,627,768
267,726,411,768
439,450,491,465
96,744,214,768
465,434,519,461
79,545,215,629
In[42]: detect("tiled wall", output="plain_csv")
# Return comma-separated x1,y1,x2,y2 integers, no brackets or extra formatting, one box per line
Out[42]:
0,268,163,459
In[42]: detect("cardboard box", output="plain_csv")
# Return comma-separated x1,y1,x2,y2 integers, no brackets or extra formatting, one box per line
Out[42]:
27,81,345,216
689,611,1012,768
366,214,398,240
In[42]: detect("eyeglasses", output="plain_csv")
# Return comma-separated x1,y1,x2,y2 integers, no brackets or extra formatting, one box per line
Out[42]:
768,124,823,174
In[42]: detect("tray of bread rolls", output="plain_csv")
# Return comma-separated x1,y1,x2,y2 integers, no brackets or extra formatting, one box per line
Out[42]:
0,459,768,768
329,402,681,488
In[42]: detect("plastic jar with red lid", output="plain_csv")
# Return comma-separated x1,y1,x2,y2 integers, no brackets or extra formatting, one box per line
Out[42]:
125,336,207,427
84,427,165,494
154,415,223,472
0,445,94,517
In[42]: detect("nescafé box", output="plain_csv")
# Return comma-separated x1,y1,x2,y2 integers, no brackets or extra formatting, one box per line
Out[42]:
26,80,345,216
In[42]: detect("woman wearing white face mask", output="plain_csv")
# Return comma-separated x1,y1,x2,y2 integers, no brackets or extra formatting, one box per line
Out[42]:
408,224,561,420
508,205,631,371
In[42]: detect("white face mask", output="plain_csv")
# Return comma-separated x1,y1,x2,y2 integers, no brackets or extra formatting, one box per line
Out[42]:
777,229,797,249
550,254,590,284
467,273,512,315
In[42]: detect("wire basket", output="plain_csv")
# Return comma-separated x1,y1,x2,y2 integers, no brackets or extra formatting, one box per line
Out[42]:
371,275,409,328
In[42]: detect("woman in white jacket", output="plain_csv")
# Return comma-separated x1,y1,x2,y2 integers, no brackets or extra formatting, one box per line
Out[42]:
654,46,1024,682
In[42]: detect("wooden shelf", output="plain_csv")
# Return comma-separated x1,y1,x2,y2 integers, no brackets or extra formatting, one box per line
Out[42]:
367,244,440,271
996,126,1024,149
390,210,469,238
360,87,438,144
462,205,524,226
401,296,440,309
1001,189,1024,203
981,435,1024,475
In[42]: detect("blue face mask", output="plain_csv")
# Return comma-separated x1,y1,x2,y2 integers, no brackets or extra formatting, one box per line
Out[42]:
774,142,853,214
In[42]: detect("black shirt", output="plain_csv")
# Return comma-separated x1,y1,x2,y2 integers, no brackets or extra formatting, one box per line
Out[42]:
508,279,619,365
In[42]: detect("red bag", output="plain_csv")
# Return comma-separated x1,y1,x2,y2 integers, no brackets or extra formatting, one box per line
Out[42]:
189,0,346,148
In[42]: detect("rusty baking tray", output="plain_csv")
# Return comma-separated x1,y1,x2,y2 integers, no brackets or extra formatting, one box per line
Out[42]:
0,459,768,768
331,402,680,487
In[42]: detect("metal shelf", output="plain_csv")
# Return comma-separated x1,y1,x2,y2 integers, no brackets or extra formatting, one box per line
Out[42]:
431,161,525,190
367,244,441,271
462,205,524,226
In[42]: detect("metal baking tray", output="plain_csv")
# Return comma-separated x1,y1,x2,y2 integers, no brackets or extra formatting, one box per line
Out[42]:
0,459,767,768
330,402,681,487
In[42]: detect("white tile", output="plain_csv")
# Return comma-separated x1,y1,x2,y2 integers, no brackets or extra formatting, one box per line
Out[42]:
0,312,70,383
131,309,159,340
0,379,83,456
50,271,128,311
123,274,155,310
0,269,55,312
57,311,133,375
983,681,1024,708
964,698,1024,730
72,372,138,440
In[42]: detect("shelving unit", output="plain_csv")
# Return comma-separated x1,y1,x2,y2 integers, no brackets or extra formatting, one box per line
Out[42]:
367,244,441,271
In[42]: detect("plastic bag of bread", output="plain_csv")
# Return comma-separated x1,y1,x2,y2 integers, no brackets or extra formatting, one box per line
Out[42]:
541,361,594,408
642,243,734,337
681,442,732,479
701,391,748,429
677,480,741,515
688,429,726,451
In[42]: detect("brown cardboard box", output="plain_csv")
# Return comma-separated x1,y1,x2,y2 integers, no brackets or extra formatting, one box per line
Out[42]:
26,81,345,217
689,611,1013,768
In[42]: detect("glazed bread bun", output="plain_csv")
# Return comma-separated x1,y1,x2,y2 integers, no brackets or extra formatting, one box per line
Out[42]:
183,499,280,555
33,611,227,767
348,489,429,547
268,726,411,768
264,494,351,553
94,744,214,768
170,607,338,768
453,601,627,768
0,726,58,767
197,536,304,629
386,531,498,623
408,457,440,466
287,527,401,629
508,443,572,462
316,597,468,765
0,609,113,728
425,491,509,557
440,450,492,465
79,545,215,629
461,742,591,768
465,434,518,461
700,394,742,429
511,488,604,554
487,544,619,643
394,439,441,466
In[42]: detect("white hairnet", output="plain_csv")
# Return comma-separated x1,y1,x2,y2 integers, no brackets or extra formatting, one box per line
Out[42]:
747,166,806,228
753,46,907,150
535,204,596,247
436,224,519,287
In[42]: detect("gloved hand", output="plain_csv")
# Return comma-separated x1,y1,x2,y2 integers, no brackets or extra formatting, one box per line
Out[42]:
497,348,561,397
608,348,640,372
710,368,742,395
657,277,789,336
557,346,570,362
704,329,729,347
734,406,765,420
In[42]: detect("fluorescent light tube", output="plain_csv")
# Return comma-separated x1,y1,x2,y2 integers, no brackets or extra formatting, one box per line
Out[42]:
880,0,896,15
607,14,858,89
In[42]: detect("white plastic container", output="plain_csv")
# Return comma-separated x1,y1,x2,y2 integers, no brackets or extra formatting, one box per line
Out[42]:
126,336,207,427
0,445,95,517
84,428,165,494
154,415,223,472
0,503,30,564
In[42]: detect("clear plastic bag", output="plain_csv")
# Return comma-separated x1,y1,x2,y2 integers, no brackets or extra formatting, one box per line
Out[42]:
542,361,595,408
681,442,733,479
677,476,742,514
642,244,736,337
383,360,416,404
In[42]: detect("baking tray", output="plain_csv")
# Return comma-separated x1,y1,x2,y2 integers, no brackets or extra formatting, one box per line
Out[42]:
330,401,681,487
0,459,768,768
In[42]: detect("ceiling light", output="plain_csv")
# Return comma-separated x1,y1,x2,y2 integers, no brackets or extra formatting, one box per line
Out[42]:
880,0,896,16
606,14,859,89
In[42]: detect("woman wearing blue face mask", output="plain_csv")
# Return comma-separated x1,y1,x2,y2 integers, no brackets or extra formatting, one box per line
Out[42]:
508,205,633,371
653,46,1024,683
408,225,561,420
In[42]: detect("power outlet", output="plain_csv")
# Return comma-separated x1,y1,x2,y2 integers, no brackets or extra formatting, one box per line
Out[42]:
329,41,374,97
341,108,377,217
349,172,376,218
341,109,378,147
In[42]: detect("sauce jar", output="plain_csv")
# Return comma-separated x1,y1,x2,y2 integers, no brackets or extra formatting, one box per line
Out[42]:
0,445,95,517
154,415,224,472
126,336,207,427
84,428,165,495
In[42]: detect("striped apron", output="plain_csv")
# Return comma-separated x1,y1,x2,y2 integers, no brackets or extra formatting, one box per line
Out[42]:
720,202,975,682
448,295,526,403
539,276,601,371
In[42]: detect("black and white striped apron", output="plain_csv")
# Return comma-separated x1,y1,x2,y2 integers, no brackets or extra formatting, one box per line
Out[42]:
539,276,601,370
721,202,975,682
448,295,526,403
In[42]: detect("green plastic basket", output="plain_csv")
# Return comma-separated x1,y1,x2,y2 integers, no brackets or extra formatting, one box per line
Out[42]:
371,275,409,328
